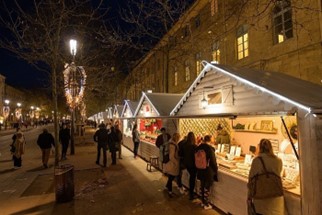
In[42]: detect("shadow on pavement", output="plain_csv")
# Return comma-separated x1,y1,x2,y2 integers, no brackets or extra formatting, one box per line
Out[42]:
0,159,12,163
9,201,55,215
0,168,16,174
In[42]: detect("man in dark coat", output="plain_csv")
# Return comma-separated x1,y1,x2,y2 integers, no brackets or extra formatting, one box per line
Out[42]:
59,124,71,160
155,127,171,148
195,135,218,210
115,124,123,159
37,129,55,168
93,123,109,167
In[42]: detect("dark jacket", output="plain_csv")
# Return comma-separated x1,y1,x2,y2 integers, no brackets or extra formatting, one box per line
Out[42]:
108,127,119,152
37,131,55,149
93,128,109,146
155,133,171,148
178,139,196,169
59,128,71,144
195,143,218,187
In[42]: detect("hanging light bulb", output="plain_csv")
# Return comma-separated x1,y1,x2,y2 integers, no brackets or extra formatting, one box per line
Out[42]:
201,91,208,109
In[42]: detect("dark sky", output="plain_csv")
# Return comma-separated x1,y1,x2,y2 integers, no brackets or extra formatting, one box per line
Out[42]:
0,49,49,89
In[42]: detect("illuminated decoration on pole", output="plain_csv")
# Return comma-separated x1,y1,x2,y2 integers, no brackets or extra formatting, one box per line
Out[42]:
3,100,10,119
63,63,86,109
15,103,22,120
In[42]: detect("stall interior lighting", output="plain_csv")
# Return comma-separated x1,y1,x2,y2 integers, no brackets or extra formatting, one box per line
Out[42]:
205,63,311,113
201,91,208,109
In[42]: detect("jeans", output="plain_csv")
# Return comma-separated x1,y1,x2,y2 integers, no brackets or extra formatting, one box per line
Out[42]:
97,144,107,166
13,155,22,167
133,141,140,157
166,174,176,192
41,148,51,166
61,142,69,158
187,167,197,198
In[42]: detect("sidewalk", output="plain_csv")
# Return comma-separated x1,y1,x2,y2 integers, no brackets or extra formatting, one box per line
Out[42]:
0,127,224,215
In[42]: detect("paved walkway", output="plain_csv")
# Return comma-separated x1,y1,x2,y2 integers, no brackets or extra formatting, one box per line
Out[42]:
0,127,224,215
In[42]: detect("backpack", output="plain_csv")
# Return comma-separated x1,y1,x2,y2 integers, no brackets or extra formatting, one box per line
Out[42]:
195,149,208,169
248,157,284,199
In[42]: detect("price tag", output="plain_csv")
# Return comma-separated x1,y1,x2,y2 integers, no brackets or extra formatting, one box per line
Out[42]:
235,147,241,157
244,154,252,165
230,146,236,155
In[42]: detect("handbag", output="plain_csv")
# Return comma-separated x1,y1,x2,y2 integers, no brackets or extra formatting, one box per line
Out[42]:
248,157,284,199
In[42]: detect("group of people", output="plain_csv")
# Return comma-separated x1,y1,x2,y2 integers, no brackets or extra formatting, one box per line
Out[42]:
93,122,123,167
155,127,218,210
10,124,71,169
155,127,286,214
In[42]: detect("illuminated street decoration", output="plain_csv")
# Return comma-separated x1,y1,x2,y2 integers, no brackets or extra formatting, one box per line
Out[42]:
63,62,86,110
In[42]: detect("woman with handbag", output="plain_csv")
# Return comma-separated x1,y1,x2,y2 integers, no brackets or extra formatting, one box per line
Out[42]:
247,139,287,215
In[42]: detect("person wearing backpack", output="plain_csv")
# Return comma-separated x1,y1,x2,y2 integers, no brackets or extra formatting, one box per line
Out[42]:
163,132,181,197
195,135,218,210
247,139,286,215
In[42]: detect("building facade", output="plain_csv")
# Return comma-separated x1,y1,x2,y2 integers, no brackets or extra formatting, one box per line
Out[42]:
125,0,322,100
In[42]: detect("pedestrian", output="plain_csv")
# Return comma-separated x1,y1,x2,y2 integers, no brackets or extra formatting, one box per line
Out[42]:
132,124,140,158
177,135,187,195
195,135,218,210
155,127,171,164
247,139,286,214
37,128,55,168
93,123,109,167
11,131,26,169
115,124,123,159
59,123,71,160
179,131,197,200
163,132,181,197
108,126,118,165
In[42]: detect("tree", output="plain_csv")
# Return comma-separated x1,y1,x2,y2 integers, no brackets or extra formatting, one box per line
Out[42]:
0,0,122,166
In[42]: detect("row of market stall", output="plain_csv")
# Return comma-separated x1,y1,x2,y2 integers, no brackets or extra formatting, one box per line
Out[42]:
89,61,322,215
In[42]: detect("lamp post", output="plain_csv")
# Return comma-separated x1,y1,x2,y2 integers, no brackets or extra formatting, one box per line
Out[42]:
69,39,77,155
3,99,10,130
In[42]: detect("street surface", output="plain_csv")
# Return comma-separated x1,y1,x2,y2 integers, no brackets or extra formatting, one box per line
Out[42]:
0,125,223,215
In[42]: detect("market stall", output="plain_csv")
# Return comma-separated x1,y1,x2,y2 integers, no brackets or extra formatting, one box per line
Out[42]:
112,104,124,126
132,92,183,163
170,61,322,215
120,100,139,150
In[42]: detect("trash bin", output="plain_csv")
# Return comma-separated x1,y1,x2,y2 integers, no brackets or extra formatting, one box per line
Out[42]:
55,164,74,203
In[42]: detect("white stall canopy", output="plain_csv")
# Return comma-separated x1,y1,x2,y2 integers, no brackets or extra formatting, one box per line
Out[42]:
135,92,183,118
121,100,139,118
171,61,322,117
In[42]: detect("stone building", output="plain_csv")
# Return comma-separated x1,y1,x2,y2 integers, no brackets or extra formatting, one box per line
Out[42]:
124,0,322,100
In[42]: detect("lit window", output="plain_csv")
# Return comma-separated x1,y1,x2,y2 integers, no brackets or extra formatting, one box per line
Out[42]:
273,0,293,44
212,41,220,64
195,52,202,76
185,60,190,81
174,66,178,86
237,25,249,60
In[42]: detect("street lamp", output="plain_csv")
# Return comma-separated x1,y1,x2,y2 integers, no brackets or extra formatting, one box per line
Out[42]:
3,99,10,130
70,39,77,59
69,39,77,155
15,103,22,127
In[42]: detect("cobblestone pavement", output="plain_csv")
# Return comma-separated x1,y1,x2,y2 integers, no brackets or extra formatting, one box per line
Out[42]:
0,126,224,215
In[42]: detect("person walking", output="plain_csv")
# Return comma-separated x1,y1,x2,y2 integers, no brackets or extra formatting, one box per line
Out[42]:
37,129,55,168
115,124,123,159
11,131,26,169
59,124,71,160
247,139,286,215
179,131,198,200
163,132,181,197
132,124,140,158
108,126,118,165
195,135,218,210
93,123,109,167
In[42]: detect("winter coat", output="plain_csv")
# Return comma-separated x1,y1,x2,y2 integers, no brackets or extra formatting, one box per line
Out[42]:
195,143,218,188
93,128,109,146
59,128,71,144
37,131,55,149
12,132,25,158
248,153,286,215
216,130,230,145
132,129,140,143
163,141,180,176
155,133,171,148
108,129,119,152
178,139,196,169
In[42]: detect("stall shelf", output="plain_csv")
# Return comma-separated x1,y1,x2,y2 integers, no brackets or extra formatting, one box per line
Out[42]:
170,61,322,215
